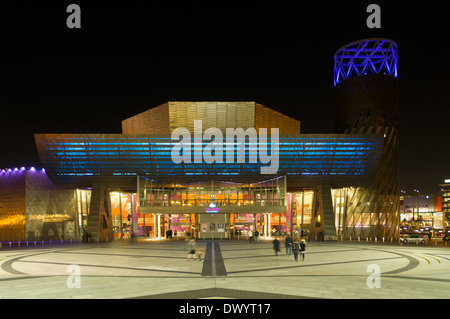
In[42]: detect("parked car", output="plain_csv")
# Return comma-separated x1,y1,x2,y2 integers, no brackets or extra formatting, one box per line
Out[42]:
400,234,426,244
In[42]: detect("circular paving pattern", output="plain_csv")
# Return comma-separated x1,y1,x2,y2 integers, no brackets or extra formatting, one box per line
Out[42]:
1,240,450,299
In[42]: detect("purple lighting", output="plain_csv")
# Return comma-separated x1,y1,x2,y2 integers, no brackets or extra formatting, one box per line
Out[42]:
334,38,398,86
0,166,46,173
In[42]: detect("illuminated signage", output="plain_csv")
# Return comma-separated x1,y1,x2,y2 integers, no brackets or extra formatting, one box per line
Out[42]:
206,203,219,213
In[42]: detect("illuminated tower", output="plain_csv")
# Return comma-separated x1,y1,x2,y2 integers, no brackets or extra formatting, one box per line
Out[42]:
333,39,400,240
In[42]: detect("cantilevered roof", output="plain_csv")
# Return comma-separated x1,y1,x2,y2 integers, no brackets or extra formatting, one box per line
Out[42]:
35,133,383,189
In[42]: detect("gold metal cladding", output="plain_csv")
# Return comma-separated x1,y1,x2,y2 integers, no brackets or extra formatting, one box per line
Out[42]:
121,101,300,135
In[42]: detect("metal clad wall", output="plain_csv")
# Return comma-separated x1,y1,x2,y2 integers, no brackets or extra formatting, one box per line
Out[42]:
122,102,170,134
0,170,26,241
25,170,77,241
0,169,77,241
169,101,256,132
122,101,299,134
255,103,300,134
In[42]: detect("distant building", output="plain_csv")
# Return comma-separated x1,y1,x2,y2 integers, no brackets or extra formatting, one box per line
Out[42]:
440,179,450,232
399,194,442,231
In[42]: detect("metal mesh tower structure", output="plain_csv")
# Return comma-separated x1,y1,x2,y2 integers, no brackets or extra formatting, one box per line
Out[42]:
333,39,400,240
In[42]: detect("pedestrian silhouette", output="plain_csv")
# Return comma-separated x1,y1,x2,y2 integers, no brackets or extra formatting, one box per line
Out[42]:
272,237,280,256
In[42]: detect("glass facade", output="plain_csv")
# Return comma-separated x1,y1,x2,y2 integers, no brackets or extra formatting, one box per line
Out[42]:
137,178,286,208
137,176,287,239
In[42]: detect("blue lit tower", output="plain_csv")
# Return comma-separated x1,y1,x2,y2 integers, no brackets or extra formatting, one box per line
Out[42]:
333,39,400,240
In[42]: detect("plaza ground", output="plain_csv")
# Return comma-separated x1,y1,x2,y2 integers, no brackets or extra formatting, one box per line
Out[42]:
0,239,449,299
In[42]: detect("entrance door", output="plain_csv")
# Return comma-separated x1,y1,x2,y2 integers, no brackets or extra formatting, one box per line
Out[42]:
232,213,256,237
198,213,228,239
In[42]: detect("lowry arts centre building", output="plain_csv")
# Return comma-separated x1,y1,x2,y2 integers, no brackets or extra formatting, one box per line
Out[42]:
0,39,399,243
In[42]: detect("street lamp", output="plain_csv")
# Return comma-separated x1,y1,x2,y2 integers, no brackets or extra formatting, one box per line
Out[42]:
413,189,420,221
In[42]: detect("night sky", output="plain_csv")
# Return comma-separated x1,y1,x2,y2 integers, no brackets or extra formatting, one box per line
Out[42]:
0,2,449,194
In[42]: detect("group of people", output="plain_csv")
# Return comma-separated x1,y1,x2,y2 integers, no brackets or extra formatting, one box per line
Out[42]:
247,230,260,243
185,235,306,263
187,238,203,262
165,229,178,239
272,235,307,261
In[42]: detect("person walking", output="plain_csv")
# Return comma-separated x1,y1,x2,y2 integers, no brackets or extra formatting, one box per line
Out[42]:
300,238,307,261
248,229,253,243
187,238,197,261
292,241,300,261
82,227,88,243
285,234,294,256
254,230,259,243
272,237,280,256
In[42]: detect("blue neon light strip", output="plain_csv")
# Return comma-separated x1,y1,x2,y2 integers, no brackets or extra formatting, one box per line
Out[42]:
35,134,382,179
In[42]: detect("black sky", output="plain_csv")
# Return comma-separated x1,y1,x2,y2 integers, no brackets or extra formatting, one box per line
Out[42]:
0,1,449,194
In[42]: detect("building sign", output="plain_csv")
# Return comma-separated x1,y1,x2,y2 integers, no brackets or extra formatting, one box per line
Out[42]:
206,203,219,213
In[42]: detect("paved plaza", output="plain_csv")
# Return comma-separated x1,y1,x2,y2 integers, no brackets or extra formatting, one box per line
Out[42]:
0,239,450,299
